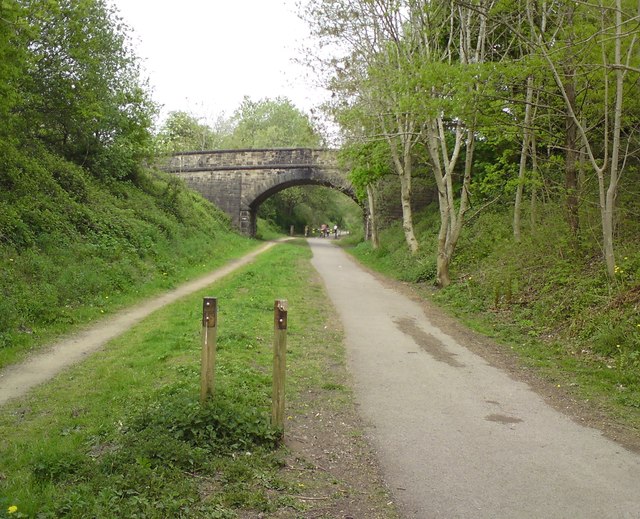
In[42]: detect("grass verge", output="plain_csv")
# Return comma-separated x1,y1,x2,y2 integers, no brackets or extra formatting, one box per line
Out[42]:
0,241,397,518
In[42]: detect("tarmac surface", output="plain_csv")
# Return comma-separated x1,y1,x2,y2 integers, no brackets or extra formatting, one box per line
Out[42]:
309,237,640,519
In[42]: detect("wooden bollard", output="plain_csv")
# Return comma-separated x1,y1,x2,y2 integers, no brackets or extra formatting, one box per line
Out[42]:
271,299,288,431
200,297,218,404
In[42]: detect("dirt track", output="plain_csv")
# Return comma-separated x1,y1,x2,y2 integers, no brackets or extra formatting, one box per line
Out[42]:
0,242,278,406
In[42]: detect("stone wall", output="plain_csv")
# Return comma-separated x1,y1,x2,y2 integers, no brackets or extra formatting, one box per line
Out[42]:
167,148,338,172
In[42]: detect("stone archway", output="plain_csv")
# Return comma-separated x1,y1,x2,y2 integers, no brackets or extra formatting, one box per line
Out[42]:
165,148,360,236
243,177,360,237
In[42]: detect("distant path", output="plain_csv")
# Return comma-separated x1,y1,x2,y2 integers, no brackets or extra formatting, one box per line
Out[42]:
0,241,279,406
309,238,640,519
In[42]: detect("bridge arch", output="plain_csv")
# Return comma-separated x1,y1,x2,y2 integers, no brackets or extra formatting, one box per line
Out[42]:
165,148,359,236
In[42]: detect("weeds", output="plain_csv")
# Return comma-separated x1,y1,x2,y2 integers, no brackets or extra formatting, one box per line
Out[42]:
0,242,348,517
0,151,257,368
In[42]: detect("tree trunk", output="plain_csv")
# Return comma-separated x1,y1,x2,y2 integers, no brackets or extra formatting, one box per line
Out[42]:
530,132,539,231
366,182,380,250
514,75,534,242
385,116,419,255
399,169,418,254
602,0,625,279
436,251,451,288
426,117,471,288
564,67,580,236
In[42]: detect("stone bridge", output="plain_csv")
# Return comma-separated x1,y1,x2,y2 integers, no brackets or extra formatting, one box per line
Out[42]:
164,148,357,235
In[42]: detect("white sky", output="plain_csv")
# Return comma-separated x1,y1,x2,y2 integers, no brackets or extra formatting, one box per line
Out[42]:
110,0,328,126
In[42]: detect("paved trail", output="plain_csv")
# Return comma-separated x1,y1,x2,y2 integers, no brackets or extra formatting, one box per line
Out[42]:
0,241,279,406
309,238,640,519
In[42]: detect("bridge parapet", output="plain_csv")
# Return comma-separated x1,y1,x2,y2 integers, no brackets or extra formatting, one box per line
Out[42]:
167,148,339,172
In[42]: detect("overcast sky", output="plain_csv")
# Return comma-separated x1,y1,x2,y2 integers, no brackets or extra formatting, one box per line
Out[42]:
110,0,328,125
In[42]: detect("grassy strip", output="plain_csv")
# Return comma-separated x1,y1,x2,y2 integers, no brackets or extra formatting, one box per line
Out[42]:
0,241,394,518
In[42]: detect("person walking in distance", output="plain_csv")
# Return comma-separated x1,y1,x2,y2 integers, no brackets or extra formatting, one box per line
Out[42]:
320,223,328,238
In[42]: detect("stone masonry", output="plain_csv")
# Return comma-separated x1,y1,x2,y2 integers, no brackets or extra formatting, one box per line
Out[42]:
164,148,357,236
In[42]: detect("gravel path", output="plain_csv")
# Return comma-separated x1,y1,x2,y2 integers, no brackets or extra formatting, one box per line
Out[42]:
0,242,278,406
309,238,640,519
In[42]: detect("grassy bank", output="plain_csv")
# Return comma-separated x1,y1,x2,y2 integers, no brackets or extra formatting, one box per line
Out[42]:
0,143,259,369
0,241,396,518
347,201,640,432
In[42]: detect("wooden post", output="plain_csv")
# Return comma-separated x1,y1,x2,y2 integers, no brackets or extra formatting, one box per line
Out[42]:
200,297,218,404
271,299,288,431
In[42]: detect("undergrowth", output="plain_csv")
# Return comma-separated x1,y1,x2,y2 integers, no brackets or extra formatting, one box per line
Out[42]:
0,141,257,368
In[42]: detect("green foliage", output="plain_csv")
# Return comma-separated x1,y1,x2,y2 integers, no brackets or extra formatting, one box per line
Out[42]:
0,139,252,367
225,96,323,149
124,395,278,456
4,0,155,181
155,111,226,154
0,0,26,140
254,218,283,241
340,140,392,200
258,185,361,235
351,205,441,282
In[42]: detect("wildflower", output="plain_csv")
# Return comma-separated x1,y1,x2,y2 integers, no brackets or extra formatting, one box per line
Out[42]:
8,505,18,514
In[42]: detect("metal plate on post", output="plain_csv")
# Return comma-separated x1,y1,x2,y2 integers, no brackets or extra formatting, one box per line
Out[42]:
274,299,288,330
202,297,217,328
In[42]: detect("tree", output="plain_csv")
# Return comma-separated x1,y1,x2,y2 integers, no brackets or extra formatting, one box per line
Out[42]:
226,96,323,148
155,111,223,153
0,0,26,140
524,0,640,278
18,0,156,180
304,0,423,254
340,139,392,249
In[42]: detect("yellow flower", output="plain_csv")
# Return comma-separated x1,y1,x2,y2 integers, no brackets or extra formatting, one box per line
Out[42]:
8,505,18,514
